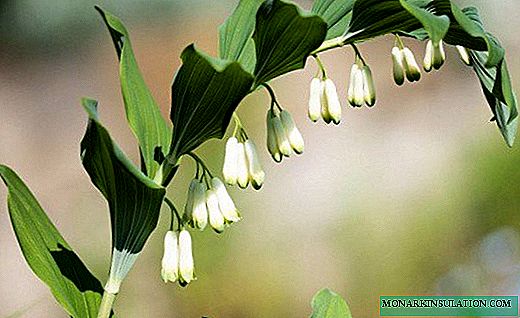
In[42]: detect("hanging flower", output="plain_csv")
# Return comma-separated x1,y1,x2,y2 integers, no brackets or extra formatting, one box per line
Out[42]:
266,109,305,162
362,64,376,107
423,39,446,72
211,177,241,223
392,46,405,86
347,63,365,107
206,188,225,233
178,229,195,286
191,180,208,230
321,78,342,124
402,47,422,82
280,110,304,154
161,230,179,283
456,45,471,66
243,140,265,189
308,78,322,122
222,137,239,185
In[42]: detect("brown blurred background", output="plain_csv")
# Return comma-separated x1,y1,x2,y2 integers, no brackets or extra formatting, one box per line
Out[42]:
1,0,520,317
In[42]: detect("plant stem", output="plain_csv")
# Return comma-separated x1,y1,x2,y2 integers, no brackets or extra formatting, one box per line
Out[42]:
97,291,116,318
311,36,348,55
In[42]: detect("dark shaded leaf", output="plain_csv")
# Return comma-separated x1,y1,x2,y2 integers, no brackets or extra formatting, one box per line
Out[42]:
95,6,171,179
219,0,264,73
311,0,354,40
80,98,166,287
253,0,327,86
311,288,352,318
167,45,254,166
344,0,450,45
470,51,518,147
0,165,107,318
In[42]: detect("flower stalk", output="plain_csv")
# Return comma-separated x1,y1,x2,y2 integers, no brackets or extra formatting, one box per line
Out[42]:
97,291,116,318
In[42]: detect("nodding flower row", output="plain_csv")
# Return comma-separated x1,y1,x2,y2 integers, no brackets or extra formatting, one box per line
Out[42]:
160,36,473,287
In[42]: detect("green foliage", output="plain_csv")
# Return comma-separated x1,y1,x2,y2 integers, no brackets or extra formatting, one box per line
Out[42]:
95,6,171,179
253,0,327,86
311,288,352,318
80,98,166,255
166,45,254,169
0,165,108,318
219,0,264,73
312,0,354,40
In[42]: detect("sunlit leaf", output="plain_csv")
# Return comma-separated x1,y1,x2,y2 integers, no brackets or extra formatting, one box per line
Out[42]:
96,6,171,179
345,0,450,45
166,45,254,170
219,0,264,73
311,0,354,40
0,165,109,318
471,51,518,147
80,98,166,291
253,0,327,86
311,288,352,318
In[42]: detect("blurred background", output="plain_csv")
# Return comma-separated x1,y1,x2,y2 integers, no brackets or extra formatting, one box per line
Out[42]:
1,0,519,317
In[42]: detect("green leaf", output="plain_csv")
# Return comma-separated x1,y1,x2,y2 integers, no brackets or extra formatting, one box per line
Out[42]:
0,165,108,318
470,51,518,147
311,0,354,40
219,0,264,73
344,0,450,45
434,4,504,68
253,0,327,86
167,45,254,166
311,288,352,318
95,6,171,179
80,98,166,288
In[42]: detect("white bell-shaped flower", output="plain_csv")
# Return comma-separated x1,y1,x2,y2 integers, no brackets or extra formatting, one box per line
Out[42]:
243,140,265,189
361,65,376,107
322,78,341,124
184,179,198,222
270,111,292,157
347,63,365,107
236,142,249,189
222,137,239,185
191,180,208,230
308,78,322,122
280,110,304,154
402,47,421,82
161,230,179,283
178,229,195,286
392,46,405,86
266,111,282,163
206,188,225,233
456,45,471,66
423,40,433,72
432,40,446,70
211,177,241,223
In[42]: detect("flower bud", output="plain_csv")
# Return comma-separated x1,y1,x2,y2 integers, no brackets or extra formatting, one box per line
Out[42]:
456,45,471,66
266,111,282,163
353,65,365,107
206,189,225,233
322,78,341,124
236,142,249,189
161,230,179,283
347,63,360,107
183,179,198,222
308,78,322,122
432,40,446,70
392,46,405,86
271,113,292,157
222,137,239,185
361,65,376,107
211,177,241,223
191,181,208,230
402,47,421,82
280,110,304,154
423,40,433,72
178,229,195,286
243,140,265,189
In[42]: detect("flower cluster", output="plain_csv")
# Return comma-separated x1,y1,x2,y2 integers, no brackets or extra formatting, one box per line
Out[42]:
347,62,376,108
161,230,194,287
223,136,265,189
185,177,240,233
266,108,304,162
308,77,342,124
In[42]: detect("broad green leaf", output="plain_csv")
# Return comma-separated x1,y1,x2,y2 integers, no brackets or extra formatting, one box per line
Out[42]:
95,6,171,179
0,165,108,318
312,0,354,40
470,51,518,147
311,288,352,318
219,0,264,73
80,98,166,288
253,0,327,86
166,45,254,168
344,0,450,45
432,4,504,68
